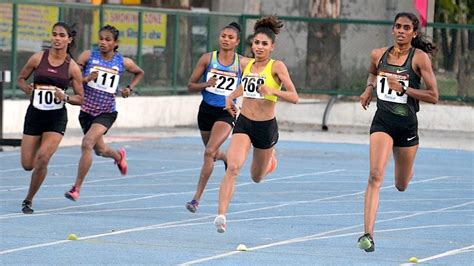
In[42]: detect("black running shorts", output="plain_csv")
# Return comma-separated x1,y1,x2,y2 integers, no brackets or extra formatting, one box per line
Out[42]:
23,105,68,136
79,111,117,135
233,114,279,149
197,100,235,131
370,109,419,147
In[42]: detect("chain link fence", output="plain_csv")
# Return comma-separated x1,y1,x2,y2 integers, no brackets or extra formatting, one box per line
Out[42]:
1,3,472,101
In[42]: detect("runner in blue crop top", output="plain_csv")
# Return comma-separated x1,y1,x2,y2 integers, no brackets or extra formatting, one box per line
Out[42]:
185,22,250,213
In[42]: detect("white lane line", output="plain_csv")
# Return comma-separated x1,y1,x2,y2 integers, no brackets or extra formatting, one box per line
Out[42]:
2,209,472,258
400,245,474,265
0,161,111,174
0,175,469,258
0,169,344,219
181,224,474,265
0,166,203,192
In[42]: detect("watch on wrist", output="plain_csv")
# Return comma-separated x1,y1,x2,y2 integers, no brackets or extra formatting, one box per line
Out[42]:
65,94,70,103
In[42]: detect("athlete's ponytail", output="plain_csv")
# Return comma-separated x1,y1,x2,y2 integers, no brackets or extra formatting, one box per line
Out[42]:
394,12,436,55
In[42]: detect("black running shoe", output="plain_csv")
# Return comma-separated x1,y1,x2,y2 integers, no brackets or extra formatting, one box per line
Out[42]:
185,199,199,213
22,200,33,214
358,233,375,252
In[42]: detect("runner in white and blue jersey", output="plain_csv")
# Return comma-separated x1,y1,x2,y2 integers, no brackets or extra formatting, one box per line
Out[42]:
185,22,250,213
65,25,144,202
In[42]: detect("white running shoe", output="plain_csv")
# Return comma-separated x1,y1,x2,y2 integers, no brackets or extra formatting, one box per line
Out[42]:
214,214,226,233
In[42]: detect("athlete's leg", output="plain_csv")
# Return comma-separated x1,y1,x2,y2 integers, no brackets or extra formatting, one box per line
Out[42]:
24,132,63,202
21,135,41,171
193,121,232,201
250,147,274,183
363,132,393,236
393,145,418,191
72,123,108,190
217,133,251,215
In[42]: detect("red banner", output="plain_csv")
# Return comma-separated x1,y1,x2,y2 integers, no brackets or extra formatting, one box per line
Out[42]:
413,0,428,27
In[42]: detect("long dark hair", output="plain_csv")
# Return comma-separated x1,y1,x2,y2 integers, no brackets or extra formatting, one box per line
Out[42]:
394,12,436,55
52,22,76,58
100,24,120,51
254,16,283,43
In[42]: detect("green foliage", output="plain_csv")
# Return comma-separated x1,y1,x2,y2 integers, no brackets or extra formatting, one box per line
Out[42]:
435,0,473,23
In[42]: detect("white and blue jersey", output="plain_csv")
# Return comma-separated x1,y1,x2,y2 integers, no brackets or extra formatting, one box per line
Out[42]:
81,49,125,116
201,51,241,107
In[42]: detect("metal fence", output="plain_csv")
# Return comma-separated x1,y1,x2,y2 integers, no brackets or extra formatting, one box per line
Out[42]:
1,2,473,102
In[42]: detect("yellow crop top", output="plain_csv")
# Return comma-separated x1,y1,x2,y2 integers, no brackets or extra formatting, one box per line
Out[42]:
241,59,281,102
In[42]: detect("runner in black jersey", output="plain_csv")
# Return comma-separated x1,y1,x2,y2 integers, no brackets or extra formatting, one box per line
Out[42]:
17,22,84,214
358,13,439,252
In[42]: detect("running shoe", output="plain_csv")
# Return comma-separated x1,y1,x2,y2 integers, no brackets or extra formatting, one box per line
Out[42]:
115,148,128,175
21,199,33,214
65,186,80,201
358,233,375,252
266,150,277,175
214,214,226,233
185,199,199,213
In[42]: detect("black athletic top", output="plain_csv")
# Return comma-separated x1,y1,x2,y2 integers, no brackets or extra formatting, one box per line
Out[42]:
376,46,421,116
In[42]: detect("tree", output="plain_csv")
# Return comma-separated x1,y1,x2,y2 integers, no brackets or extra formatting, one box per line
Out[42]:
435,0,473,98
305,0,341,90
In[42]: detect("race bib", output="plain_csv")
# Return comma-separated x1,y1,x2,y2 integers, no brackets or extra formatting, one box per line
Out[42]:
32,85,64,110
242,74,265,99
376,74,408,104
87,65,120,94
204,69,238,96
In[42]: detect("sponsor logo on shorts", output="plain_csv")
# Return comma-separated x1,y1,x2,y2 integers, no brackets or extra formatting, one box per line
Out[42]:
407,136,417,141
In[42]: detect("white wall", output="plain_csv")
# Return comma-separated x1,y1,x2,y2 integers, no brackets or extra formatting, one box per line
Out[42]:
4,96,473,134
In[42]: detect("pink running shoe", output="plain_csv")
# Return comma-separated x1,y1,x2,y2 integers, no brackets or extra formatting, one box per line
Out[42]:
266,149,277,175
214,215,226,233
115,148,128,175
65,186,80,201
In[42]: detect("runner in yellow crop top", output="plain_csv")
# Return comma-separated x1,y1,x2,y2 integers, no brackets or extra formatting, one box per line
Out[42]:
213,16,299,233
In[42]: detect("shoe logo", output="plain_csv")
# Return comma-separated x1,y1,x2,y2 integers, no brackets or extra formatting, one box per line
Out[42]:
407,136,417,141
396,69,407,74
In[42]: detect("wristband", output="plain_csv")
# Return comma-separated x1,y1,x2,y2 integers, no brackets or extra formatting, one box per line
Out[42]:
65,94,70,103
366,84,375,90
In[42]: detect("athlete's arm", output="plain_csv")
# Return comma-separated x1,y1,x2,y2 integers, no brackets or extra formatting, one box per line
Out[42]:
17,52,42,96
263,60,299,104
77,50,97,83
223,84,243,117
123,57,145,91
360,48,383,110
406,51,438,104
64,60,84,105
187,53,215,92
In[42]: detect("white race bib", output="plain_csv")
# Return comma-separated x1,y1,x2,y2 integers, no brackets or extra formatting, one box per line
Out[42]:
87,65,120,94
32,85,65,110
204,69,238,96
376,74,408,104
242,74,265,99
